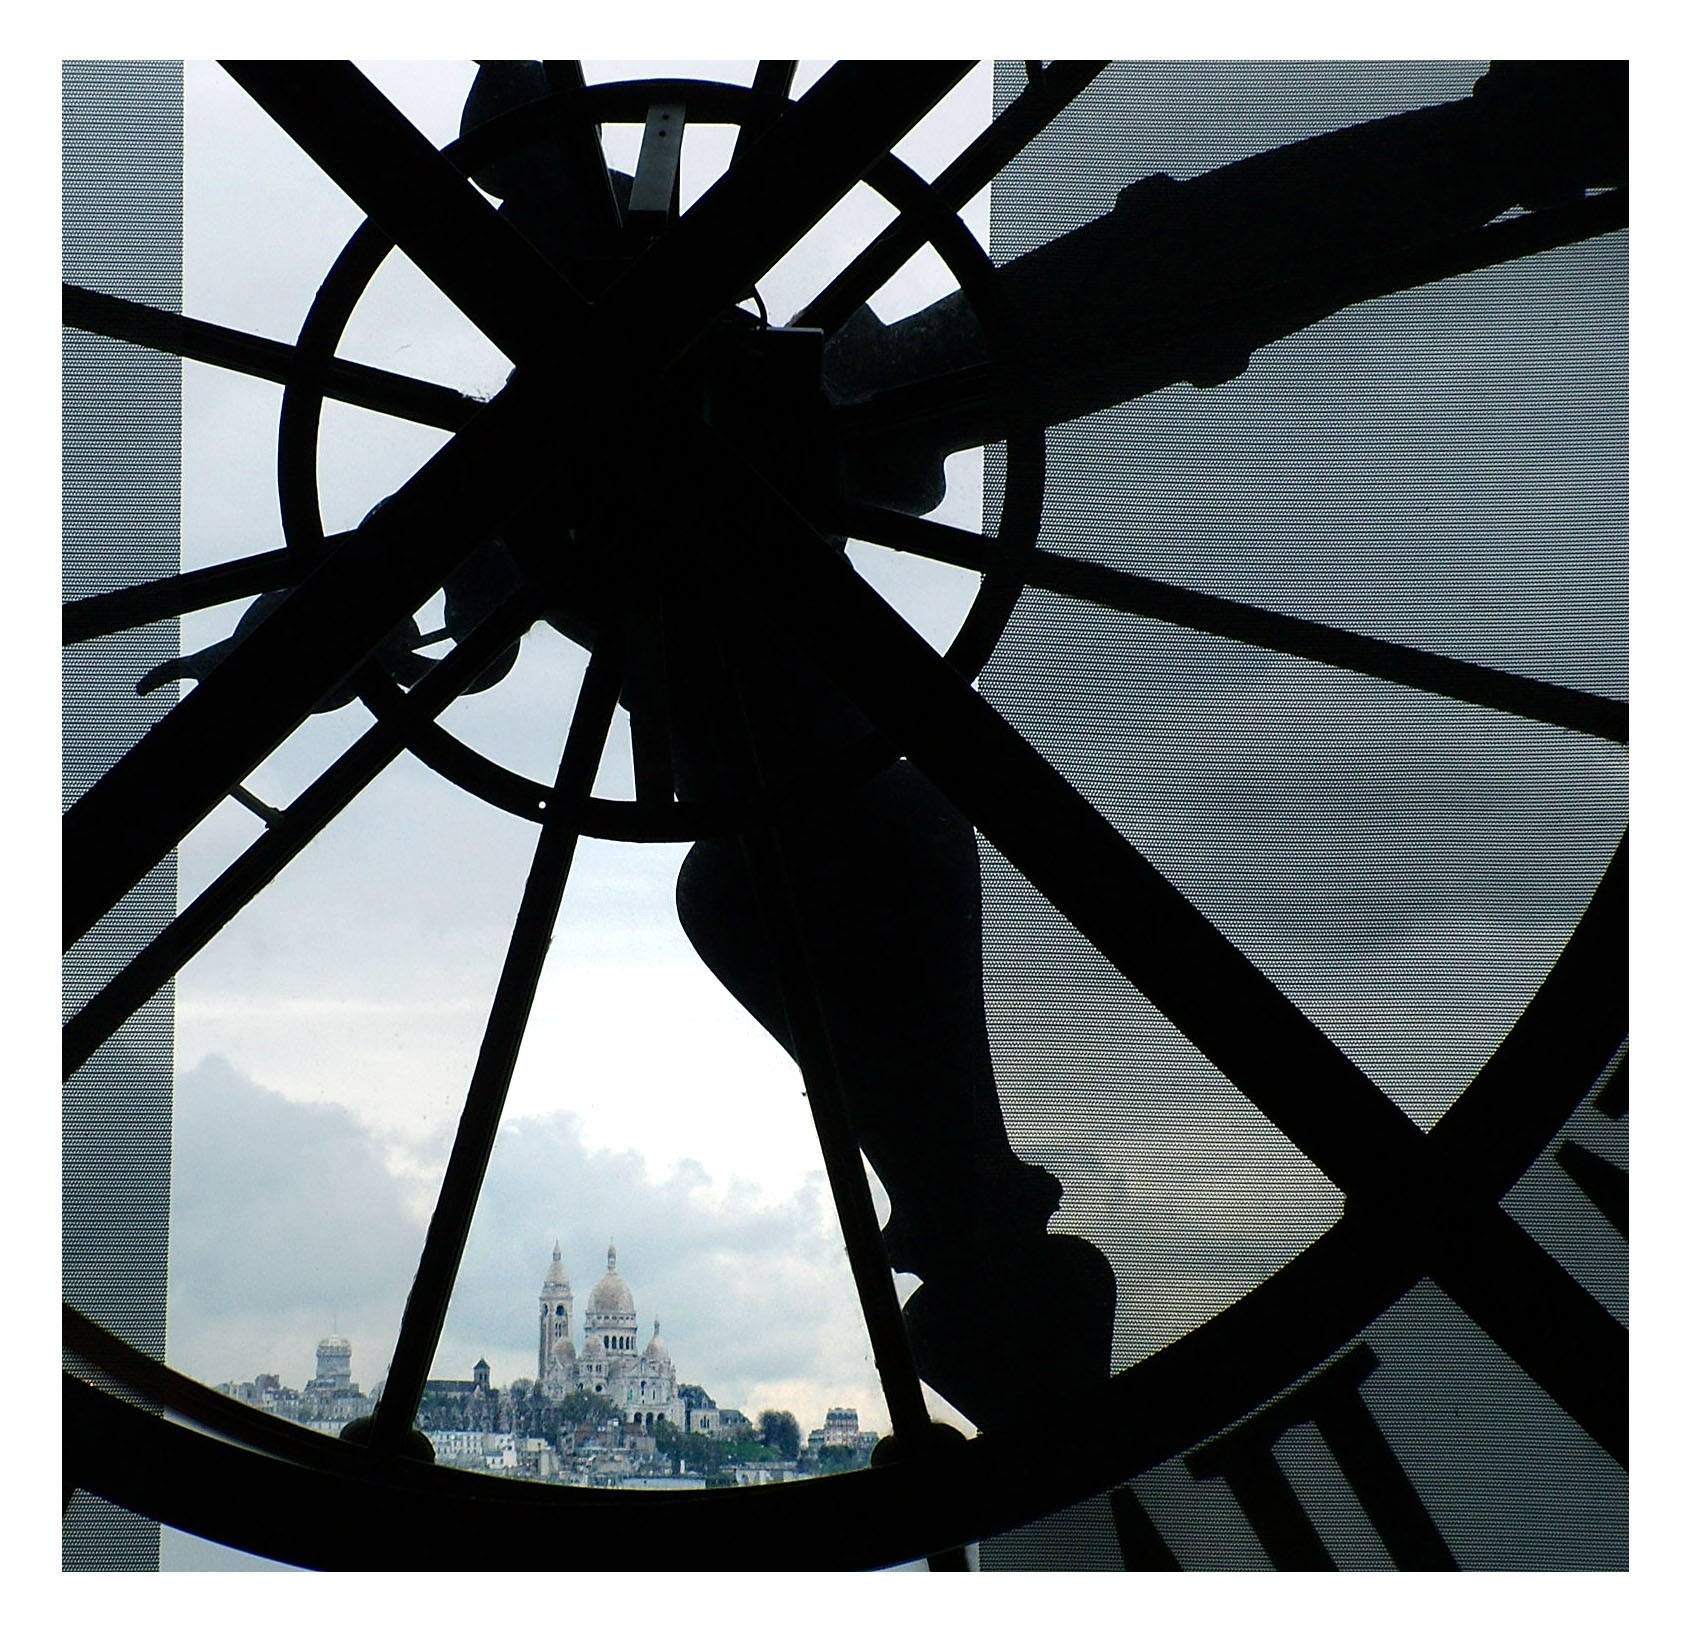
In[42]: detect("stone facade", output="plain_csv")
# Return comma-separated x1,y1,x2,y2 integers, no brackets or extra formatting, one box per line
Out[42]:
538,1243,680,1426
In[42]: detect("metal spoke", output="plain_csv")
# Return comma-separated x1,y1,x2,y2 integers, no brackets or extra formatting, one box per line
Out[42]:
372,650,622,1452
796,61,1108,335
538,61,623,242
1426,836,1627,1198
222,61,591,369
600,61,972,373
703,631,929,1435
64,543,320,646
729,62,797,166
63,284,477,432
833,500,1628,743
63,368,576,950
1555,1142,1628,1236
691,603,968,1568
63,593,538,1079
1425,1205,1626,1464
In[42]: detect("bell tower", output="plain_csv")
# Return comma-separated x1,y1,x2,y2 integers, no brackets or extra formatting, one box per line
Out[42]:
537,1241,574,1379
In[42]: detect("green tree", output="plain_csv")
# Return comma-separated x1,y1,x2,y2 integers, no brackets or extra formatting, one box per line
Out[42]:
817,1442,872,1474
759,1409,801,1459
557,1389,622,1426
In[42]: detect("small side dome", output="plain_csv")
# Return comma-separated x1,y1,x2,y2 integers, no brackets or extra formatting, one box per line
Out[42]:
643,1320,669,1361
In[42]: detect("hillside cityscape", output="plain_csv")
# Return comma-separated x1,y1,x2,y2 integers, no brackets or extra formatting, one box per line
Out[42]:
216,1241,878,1489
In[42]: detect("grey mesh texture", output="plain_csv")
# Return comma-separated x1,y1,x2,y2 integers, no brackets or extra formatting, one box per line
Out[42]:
62,58,182,1574
975,60,1624,1572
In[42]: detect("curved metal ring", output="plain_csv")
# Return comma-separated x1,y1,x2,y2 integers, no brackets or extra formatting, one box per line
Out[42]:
65,841,1624,1567
278,78,1046,840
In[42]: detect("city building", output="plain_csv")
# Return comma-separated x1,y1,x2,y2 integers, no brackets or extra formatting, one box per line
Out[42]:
538,1242,679,1426
823,1406,860,1447
676,1383,722,1437
299,1335,367,1426
218,1337,368,1434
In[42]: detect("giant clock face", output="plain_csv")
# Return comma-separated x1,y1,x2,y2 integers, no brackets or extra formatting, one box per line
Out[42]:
62,59,1625,1572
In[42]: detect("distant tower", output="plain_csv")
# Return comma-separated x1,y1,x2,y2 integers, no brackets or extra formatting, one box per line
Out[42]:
313,1335,352,1390
302,1335,362,1424
538,1241,574,1380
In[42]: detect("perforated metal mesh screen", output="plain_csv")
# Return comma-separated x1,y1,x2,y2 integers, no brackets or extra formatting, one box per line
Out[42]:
62,58,182,1573
975,60,1625,1571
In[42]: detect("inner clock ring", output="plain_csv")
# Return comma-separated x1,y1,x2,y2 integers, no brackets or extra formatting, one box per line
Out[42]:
277,78,1047,841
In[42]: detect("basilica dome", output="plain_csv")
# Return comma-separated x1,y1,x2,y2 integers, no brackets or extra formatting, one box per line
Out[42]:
588,1244,635,1316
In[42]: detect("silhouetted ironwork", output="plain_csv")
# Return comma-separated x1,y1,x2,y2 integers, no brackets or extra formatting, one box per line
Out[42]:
372,651,624,1452
62,594,538,1077
61,58,1628,1570
829,500,1628,742
61,283,477,431
1186,1346,1456,1569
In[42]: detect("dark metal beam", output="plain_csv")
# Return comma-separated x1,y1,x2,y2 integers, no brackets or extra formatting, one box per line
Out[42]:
1555,1141,1628,1236
1425,1205,1626,1464
372,652,622,1452
64,543,324,646
538,60,624,240
63,284,478,432
833,190,1628,455
797,61,1108,334
729,62,798,165
685,433,1425,1199
1426,836,1627,1198
832,501,1628,743
63,370,572,949
601,61,972,372
222,61,590,369
704,631,930,1437
63,594,538,1078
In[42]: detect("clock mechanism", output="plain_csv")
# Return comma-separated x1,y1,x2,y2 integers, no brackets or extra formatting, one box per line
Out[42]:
63,59,1626,1570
